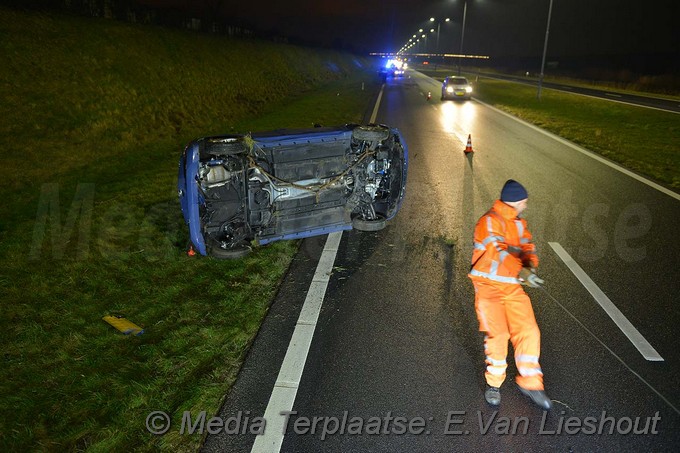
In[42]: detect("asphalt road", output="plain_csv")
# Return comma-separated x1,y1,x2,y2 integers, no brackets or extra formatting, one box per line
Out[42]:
478,72,680,114
203,70,680,452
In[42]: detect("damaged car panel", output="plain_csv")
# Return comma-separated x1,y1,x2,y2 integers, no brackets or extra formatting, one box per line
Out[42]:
177,124,408,258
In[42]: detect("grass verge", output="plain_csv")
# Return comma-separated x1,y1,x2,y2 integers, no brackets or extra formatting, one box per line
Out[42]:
420,68,680,189
0,8,381,451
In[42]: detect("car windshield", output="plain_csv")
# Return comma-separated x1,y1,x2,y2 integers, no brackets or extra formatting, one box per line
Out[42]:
450,77,468,84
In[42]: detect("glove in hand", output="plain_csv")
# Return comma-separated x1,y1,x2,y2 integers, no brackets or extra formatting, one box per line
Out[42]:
519,267,544,288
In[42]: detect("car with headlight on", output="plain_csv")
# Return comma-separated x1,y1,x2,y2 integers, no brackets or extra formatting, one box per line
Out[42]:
441,76,472,100
384,58,406,77
177,124,408,258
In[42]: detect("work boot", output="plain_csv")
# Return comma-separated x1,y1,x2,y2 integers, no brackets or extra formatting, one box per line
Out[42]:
484,386,501,406
518,386,552,410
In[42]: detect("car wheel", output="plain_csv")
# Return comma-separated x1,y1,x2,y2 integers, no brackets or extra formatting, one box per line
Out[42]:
352,125,390,142
208,238,251,259
352,214,387,232
205,137,249,156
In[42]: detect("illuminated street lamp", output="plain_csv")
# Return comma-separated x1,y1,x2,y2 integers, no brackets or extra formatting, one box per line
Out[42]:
430,17,451,54
408,34,417,53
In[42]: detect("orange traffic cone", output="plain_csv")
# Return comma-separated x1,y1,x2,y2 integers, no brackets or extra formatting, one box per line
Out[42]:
427,91,432,101
463,134,474,154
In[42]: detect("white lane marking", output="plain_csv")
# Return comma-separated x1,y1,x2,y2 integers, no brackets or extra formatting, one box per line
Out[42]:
252,85,385,452
564,90,680,114
473,98,680,201
537,283,679,415
370,84,385,123
477,73,680,115
605,92,623,98
251,232,342,453
548,242,663,361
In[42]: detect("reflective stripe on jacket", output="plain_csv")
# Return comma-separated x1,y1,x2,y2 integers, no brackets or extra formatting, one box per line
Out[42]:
468,199,538,284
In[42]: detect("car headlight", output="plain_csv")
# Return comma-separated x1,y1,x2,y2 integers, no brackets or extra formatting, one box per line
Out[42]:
465,86,473,93
446,87,454,93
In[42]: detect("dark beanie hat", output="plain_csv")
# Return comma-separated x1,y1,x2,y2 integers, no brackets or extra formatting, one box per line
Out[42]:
500,179,528,202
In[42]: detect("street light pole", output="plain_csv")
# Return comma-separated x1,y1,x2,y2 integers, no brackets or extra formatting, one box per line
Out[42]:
458,1,468,75
537,0,554,100
431,17,450,60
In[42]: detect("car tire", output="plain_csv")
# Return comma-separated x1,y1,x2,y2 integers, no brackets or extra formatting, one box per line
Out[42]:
352,125,390,142
205,137,249,156
352,214,387,232
208,239,251,259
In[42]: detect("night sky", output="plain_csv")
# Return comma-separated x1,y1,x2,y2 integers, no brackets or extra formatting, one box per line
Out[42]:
145,1,678,61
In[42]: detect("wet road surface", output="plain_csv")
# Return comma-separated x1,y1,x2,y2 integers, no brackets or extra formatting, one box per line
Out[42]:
203,70,680,452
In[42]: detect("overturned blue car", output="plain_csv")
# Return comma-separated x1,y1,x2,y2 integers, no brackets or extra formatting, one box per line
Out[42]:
177,124,408,258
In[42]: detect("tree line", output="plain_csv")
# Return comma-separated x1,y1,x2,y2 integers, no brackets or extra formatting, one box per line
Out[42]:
3,0,271,41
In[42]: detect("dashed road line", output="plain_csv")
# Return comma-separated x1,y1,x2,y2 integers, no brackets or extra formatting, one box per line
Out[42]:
548,242,663,361
370,84,384,123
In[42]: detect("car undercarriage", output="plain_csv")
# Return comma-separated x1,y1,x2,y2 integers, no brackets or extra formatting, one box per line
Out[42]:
178,124,408,258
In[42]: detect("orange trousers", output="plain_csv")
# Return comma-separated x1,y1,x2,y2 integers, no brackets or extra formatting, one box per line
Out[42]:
472,278,544,390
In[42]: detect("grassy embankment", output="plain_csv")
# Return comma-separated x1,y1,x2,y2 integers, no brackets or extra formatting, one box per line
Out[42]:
420,67,679,189
0,8,380,452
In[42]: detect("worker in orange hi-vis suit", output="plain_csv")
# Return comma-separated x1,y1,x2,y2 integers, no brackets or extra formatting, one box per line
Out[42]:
468,180,552,410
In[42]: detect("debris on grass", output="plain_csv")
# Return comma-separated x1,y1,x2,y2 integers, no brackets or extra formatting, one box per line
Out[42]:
103,315,145,336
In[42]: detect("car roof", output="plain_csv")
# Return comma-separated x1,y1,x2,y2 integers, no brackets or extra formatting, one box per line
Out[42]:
446,76,469,83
